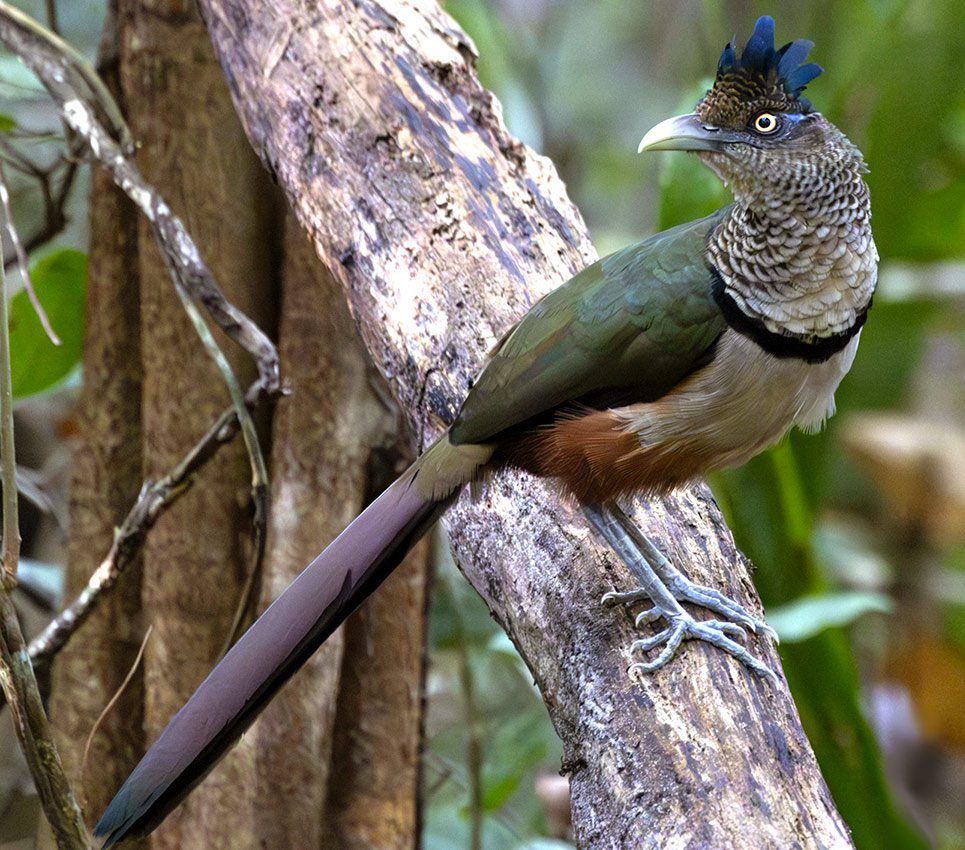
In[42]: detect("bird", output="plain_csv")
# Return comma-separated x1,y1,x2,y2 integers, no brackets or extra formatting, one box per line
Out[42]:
95,15,877,846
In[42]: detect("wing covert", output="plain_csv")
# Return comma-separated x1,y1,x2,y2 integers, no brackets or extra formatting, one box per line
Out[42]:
450,209,730,446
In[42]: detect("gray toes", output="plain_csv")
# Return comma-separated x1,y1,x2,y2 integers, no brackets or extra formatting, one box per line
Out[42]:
627,613,778,682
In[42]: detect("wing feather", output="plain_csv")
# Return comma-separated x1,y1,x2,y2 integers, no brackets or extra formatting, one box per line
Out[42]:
450,209,730,445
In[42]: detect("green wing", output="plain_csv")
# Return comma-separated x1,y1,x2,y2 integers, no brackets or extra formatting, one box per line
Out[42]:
449,209,730,446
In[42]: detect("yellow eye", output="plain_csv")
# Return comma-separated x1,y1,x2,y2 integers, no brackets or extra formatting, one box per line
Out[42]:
752,112,780,134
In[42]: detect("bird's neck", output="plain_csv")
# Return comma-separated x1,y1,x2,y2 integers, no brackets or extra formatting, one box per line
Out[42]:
707,143,877,354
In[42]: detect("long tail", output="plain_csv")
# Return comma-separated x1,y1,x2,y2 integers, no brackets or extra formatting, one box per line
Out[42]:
94,438,473,847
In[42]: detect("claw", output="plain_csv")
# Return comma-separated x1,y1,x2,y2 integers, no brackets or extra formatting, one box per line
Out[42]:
634,607,662,627
602,588,651,607
628,612,778,681
702,619,748,642
631,628,672,653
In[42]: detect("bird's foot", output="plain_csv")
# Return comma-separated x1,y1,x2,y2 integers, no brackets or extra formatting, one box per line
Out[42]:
627,610,779,682
660,574,778,642
603,578,776,642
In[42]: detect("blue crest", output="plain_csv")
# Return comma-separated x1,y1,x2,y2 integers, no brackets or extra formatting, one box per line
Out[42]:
717,16,823,98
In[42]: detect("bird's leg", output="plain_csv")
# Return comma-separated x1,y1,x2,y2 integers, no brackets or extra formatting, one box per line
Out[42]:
583,503,777,681
607,501,778,642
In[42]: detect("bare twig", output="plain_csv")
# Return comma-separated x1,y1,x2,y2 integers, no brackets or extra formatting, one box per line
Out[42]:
0,3,127,149
0,215,19,586
220,480,267,655
0,2,279,660
0,159,61,344
81,625,153,781
0,12,279,392
0,171,87,849
1,138,79,270
27,383,266,669
44,0,57,34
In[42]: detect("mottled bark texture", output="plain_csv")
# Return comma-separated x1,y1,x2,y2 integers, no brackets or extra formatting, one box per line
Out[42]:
235,216,428,850
117,2,276,847
44,5,145,843
198,1,854,847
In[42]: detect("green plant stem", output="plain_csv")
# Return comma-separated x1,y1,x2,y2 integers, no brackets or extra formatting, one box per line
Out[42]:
0,206,87,847
0,244,16,586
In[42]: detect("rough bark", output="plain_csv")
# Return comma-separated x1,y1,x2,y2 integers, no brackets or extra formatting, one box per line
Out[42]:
44,4,146,840
236,215,428,849
323,536,429,850
117,1,277,847
198,1,854,848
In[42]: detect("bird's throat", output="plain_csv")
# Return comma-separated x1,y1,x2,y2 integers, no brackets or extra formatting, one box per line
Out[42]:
707,149,877,349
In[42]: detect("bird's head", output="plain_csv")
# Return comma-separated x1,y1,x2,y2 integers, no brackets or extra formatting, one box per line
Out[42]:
639,16,862,203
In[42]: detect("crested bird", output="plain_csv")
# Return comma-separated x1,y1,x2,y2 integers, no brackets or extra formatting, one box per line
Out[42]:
95,16,876,846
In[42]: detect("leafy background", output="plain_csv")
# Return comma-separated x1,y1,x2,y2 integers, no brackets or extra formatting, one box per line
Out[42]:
1,1,963,849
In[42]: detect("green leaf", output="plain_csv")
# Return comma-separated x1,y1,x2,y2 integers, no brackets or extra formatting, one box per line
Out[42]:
768,592,894,643
0,113,15,133
9,249,87,398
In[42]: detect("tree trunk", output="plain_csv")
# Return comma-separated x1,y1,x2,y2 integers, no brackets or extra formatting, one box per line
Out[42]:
44,4,145,844
235,215,429,849
45,4,430,846
116,2,277,846
197,1,855,847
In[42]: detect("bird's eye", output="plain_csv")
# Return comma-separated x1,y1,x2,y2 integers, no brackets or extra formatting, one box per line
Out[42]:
752,112,780,134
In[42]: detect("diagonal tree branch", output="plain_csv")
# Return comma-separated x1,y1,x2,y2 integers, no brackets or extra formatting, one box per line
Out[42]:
196,1,853,847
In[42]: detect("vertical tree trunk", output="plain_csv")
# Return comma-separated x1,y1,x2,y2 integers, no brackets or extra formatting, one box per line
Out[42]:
238,216,429,849
323,537,430,850
117,1,276,847
45,5,431,844
43,4,145,843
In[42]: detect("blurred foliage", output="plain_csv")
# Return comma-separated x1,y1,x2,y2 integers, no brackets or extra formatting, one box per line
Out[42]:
425,539,573,850
8,248,86,398
767,590,894,642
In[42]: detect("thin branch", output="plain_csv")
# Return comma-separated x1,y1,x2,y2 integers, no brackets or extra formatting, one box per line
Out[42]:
81,625,153,780
1,140,79,270
0,4,127,149
0,168,87,849
0,207,18,586
220,481,267,655
0,136,47,178
44,0,57,35
0,2,279,599
0,4,280,669
27,382,268,669
0,160,61,344
0,6,280,392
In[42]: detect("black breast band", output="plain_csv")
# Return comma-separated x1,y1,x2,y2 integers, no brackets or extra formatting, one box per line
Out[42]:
709,267,870,364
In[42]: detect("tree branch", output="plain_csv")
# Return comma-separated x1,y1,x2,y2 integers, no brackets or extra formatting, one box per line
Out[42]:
0,0,285,679
197,1,853,847
0,157,87,849
27,384,263,670
0,3,279,592
0,139,79,273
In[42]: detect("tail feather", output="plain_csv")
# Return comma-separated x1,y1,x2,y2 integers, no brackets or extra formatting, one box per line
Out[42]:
94,467,456,847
